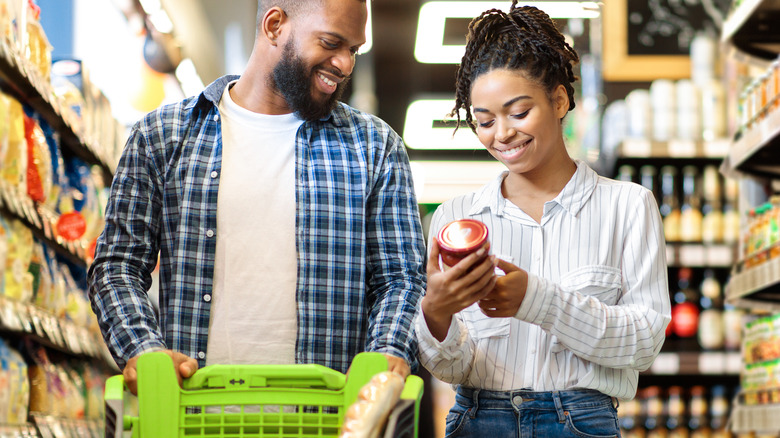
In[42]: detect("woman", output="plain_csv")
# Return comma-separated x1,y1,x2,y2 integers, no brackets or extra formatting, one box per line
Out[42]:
415,3,671,436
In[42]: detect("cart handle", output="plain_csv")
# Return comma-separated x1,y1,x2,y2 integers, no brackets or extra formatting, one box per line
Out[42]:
182,362,347,390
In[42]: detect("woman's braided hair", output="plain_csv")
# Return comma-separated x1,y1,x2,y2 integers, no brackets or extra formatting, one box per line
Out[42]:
451,1,580,133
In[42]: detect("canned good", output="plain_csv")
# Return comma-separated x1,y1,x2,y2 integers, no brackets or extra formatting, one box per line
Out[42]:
436,219,489,268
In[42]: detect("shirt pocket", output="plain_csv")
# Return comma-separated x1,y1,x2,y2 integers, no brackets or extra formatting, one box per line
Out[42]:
560,265,623,306
461,304,511,339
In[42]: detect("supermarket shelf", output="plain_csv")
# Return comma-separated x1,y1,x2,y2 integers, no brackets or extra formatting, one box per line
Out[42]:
721,0,780,60
725,255,780,309
0,295,115,370
644,351,741,376
30,415,103,438
731,402,780,434
0,41,115,179
0,423,38,436
618,138,730,159
723,107,780,178
665,243,736,268
0,180,90,267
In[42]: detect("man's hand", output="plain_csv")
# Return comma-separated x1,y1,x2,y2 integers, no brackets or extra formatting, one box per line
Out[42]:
478,258,528,318
421,239,496,341
123,350,198,395
384,354,411,379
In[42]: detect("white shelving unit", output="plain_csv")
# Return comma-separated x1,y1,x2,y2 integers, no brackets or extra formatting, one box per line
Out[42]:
720,0,780,433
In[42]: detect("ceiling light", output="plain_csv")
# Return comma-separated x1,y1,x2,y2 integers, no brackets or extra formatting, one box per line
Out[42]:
359,0,373,54
175,58,205,96
148,10,174,33
415,1,600,64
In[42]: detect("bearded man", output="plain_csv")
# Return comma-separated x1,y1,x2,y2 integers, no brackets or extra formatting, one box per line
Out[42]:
88,0,426,394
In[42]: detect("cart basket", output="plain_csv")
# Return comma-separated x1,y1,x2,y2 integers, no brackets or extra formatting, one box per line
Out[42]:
104,351,423,438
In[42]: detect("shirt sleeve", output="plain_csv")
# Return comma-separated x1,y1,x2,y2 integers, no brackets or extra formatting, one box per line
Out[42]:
515,188,671,371
87,122,166,370
364,128,427,370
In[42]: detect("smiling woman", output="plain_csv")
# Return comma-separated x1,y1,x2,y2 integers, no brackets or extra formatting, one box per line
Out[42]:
415,2,671,437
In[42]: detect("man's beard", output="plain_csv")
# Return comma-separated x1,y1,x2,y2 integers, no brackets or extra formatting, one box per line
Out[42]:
272,40,350,122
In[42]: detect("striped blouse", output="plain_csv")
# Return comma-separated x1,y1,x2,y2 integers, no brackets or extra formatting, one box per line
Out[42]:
415,160,671,400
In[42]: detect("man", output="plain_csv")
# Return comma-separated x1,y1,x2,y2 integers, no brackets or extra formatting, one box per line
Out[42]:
88,0,426,394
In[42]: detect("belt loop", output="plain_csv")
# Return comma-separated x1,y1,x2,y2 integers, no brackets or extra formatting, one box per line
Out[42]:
552,391,566,423
470,389,480,419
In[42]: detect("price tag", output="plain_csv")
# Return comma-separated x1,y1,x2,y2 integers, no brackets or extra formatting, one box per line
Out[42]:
668,139,697,157
698,352,726,374
726,352,743,374
706,245,735,267
679,245,706,266
704,139,730,157
650,352,680,374
666,246,677,265
622,138,652,157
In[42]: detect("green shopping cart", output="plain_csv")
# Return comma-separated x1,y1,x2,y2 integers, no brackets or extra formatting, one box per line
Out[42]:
103,352,423,438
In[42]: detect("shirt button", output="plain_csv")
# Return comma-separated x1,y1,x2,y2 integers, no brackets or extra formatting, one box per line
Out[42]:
203,294,211,302
197,351,206,359
206,229,214,238
210,171,218,178
213,114,220,122
512,395,523,405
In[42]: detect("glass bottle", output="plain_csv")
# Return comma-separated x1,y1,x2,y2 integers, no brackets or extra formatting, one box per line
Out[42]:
640,165,660,205
709,385,732,438
617,165,637,183
680,165,704,242
672,268,700,348
701,165,723,244
660,166,682,242
645,386,668,438
698,269,724,351
667,386,689,438
722,178,740,245
689,386,711,438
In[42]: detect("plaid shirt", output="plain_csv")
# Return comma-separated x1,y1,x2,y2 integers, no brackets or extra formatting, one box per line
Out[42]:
88,76,426,373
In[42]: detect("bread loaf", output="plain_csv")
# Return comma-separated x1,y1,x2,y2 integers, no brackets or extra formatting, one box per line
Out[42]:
339,371,404,438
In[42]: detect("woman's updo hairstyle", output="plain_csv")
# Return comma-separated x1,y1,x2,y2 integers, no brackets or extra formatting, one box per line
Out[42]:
451,1,580,132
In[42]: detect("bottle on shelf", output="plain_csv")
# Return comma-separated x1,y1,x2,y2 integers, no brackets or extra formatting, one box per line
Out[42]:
619,397,646,438
680,166,704,242
618,165,637,183
667,386,690,438
660,166,682,242
709,385,731,438
698,269,725,351
672,268,700,348
688,386,711,438
644,386,669,438
640,165,660,205
701,165,724,244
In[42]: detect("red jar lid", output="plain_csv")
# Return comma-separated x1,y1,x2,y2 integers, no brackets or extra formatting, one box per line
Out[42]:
436,219,489,255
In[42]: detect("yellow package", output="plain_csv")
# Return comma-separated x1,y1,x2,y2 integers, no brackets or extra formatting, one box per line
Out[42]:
3,219,34,302
2,97,27,191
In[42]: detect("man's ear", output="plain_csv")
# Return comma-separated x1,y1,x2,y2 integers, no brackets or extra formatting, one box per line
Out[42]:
261,6,286,46
554,84,570,119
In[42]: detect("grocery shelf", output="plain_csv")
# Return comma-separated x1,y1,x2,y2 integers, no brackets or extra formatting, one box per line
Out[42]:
731,403,780,434
0,41,115,180
722,107,780,178
0,180,89,267
725,255,780,310
618,138,730,159
0,295,115,369
721,0,780,60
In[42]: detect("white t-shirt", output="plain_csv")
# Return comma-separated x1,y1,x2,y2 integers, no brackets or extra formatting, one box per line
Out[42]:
206,82,303,366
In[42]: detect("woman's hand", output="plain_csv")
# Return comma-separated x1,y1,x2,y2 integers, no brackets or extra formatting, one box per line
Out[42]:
478,258,528,318
421,239,497,341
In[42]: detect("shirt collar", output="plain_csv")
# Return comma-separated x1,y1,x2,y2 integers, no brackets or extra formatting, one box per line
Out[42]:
468,160,598,218
192,75,348,127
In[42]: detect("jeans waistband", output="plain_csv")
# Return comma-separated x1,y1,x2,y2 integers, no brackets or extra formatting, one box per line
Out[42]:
456,386,617,409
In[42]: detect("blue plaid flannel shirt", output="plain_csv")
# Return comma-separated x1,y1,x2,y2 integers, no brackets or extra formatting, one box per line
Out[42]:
88,75,426,373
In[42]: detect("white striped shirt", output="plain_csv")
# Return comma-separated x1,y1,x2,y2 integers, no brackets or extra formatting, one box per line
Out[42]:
415,161,671,400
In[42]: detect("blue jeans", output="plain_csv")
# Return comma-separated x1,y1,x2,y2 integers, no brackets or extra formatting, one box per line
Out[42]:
445,387,621,438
